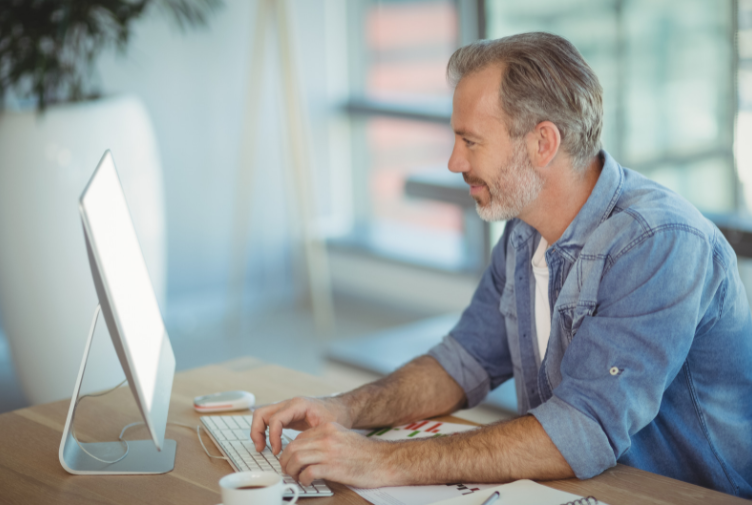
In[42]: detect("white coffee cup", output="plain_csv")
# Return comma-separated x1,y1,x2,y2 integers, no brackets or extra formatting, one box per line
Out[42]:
219,471,299,505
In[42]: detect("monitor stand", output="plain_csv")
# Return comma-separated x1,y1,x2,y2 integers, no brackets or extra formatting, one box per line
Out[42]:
59,305,176,475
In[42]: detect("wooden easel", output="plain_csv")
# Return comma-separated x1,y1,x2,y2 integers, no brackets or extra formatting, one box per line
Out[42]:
227,0,334,335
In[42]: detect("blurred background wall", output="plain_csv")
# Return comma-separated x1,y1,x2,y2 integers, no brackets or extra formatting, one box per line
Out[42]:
95,0,335,319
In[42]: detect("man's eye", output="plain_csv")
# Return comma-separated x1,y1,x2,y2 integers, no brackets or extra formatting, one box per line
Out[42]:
463,138,475,147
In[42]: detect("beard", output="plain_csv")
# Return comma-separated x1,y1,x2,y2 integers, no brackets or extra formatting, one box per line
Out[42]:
464,141,544,222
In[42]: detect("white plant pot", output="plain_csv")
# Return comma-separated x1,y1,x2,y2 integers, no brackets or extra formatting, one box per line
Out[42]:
0,95,166,405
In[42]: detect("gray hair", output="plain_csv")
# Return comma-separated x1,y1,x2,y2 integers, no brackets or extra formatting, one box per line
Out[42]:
447,32,603,170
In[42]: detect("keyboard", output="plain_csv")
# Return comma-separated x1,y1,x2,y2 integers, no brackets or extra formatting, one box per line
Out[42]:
200,415,333,497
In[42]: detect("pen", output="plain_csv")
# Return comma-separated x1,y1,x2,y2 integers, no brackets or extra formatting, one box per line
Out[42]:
480,491,500,505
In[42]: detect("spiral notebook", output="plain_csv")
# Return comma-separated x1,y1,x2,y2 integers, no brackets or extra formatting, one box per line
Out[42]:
430,480,605,505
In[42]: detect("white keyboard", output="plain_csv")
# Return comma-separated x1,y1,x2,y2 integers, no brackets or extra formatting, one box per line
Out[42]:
200,415,333,497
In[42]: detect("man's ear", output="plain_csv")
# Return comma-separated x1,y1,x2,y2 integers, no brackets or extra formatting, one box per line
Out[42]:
526,121,561,168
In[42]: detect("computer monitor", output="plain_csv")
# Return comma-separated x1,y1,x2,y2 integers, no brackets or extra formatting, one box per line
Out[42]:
59,150,176,474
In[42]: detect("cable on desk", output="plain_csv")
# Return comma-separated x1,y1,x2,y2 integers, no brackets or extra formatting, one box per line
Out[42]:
70,378,130,464
70,379,229,464
118,420,229,461
165,421,229,460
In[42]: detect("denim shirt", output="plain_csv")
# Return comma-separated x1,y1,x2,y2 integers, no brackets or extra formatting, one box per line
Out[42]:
429,151,752,497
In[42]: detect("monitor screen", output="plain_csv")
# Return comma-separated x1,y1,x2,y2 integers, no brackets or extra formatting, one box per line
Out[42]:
79,151,174,450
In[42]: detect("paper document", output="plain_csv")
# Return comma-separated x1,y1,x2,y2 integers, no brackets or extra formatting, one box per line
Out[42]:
430,480,607,505
349,420,501,505
348,421,607,505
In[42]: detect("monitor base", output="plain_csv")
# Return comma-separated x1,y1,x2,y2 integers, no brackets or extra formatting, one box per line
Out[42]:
61,435,176,475
59,305,177,475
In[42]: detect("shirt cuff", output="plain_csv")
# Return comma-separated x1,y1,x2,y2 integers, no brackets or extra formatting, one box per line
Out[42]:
530,395,617,479
428,335,491,408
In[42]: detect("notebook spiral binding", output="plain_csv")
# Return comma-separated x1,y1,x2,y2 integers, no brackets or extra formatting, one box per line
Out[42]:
561,497,598,505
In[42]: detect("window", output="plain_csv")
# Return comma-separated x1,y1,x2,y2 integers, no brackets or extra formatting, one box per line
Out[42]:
485,0,737,212
738,0,752,207
340,0,472,271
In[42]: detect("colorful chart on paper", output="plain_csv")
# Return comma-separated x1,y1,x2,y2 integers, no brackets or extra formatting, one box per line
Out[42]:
351,420,501,505
364,419,477,440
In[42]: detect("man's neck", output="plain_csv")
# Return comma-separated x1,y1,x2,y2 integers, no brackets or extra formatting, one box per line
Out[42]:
519,153,603,245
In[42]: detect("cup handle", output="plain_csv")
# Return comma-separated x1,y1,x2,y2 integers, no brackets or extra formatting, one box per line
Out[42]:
284,484,300,504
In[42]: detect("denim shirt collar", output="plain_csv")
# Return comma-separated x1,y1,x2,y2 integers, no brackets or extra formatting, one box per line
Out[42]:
511,150,624,261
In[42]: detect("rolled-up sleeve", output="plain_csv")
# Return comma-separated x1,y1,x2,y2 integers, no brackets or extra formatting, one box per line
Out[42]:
531,227,713,479
428,222,516,408
531,396,616,478
428,335,492,408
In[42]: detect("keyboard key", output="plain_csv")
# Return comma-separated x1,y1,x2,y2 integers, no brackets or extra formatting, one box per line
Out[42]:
233,416,250,429
213,417,229,430
222,429,237,440
233,429,248,440
224,417,239,429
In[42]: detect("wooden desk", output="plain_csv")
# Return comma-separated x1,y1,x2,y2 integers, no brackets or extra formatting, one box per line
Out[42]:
0,358,747,504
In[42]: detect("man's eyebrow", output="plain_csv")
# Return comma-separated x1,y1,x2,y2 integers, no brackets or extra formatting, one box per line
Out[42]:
454,127,480,139
450,120,465,136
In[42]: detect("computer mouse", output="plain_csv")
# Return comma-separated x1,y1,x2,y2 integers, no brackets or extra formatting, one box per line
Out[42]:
193,390,255,413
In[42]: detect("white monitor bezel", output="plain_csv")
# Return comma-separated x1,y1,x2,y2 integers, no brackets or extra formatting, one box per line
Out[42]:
77,150,175,451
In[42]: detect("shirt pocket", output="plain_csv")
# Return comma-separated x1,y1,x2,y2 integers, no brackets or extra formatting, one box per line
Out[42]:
557,301,596,344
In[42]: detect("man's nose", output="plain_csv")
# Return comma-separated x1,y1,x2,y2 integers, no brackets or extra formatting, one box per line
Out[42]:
448,142,469,174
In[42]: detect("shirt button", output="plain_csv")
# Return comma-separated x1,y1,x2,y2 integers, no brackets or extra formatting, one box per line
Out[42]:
610,366,619,376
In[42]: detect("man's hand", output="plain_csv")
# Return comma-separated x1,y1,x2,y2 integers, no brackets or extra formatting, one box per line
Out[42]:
250,396,352,454
279,422,396,488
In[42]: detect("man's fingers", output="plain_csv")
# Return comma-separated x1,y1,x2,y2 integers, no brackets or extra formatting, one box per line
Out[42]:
249,408,268,451
299,464,325,487
267,406,306,455
268,418,285,455
281,447,324,481
250,403,282,452
250,397,341,454
279,435,314,468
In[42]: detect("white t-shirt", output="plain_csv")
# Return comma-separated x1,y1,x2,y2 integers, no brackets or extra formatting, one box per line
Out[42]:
532,237,550,363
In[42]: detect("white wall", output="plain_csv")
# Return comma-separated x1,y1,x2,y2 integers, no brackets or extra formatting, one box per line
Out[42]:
94,0,341,316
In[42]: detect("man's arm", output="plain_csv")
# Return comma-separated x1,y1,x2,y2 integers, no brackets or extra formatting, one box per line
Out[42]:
251,354,573,488
279,412,574,488
342,355,467,428
250,355,467,454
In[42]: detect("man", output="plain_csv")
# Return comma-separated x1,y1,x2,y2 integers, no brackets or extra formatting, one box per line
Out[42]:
250,32,752,498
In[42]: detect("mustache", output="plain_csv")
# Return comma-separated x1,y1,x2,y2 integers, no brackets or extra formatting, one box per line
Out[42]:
463,174,487,187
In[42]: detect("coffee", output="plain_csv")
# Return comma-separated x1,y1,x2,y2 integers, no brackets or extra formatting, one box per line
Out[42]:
219,470,299,505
